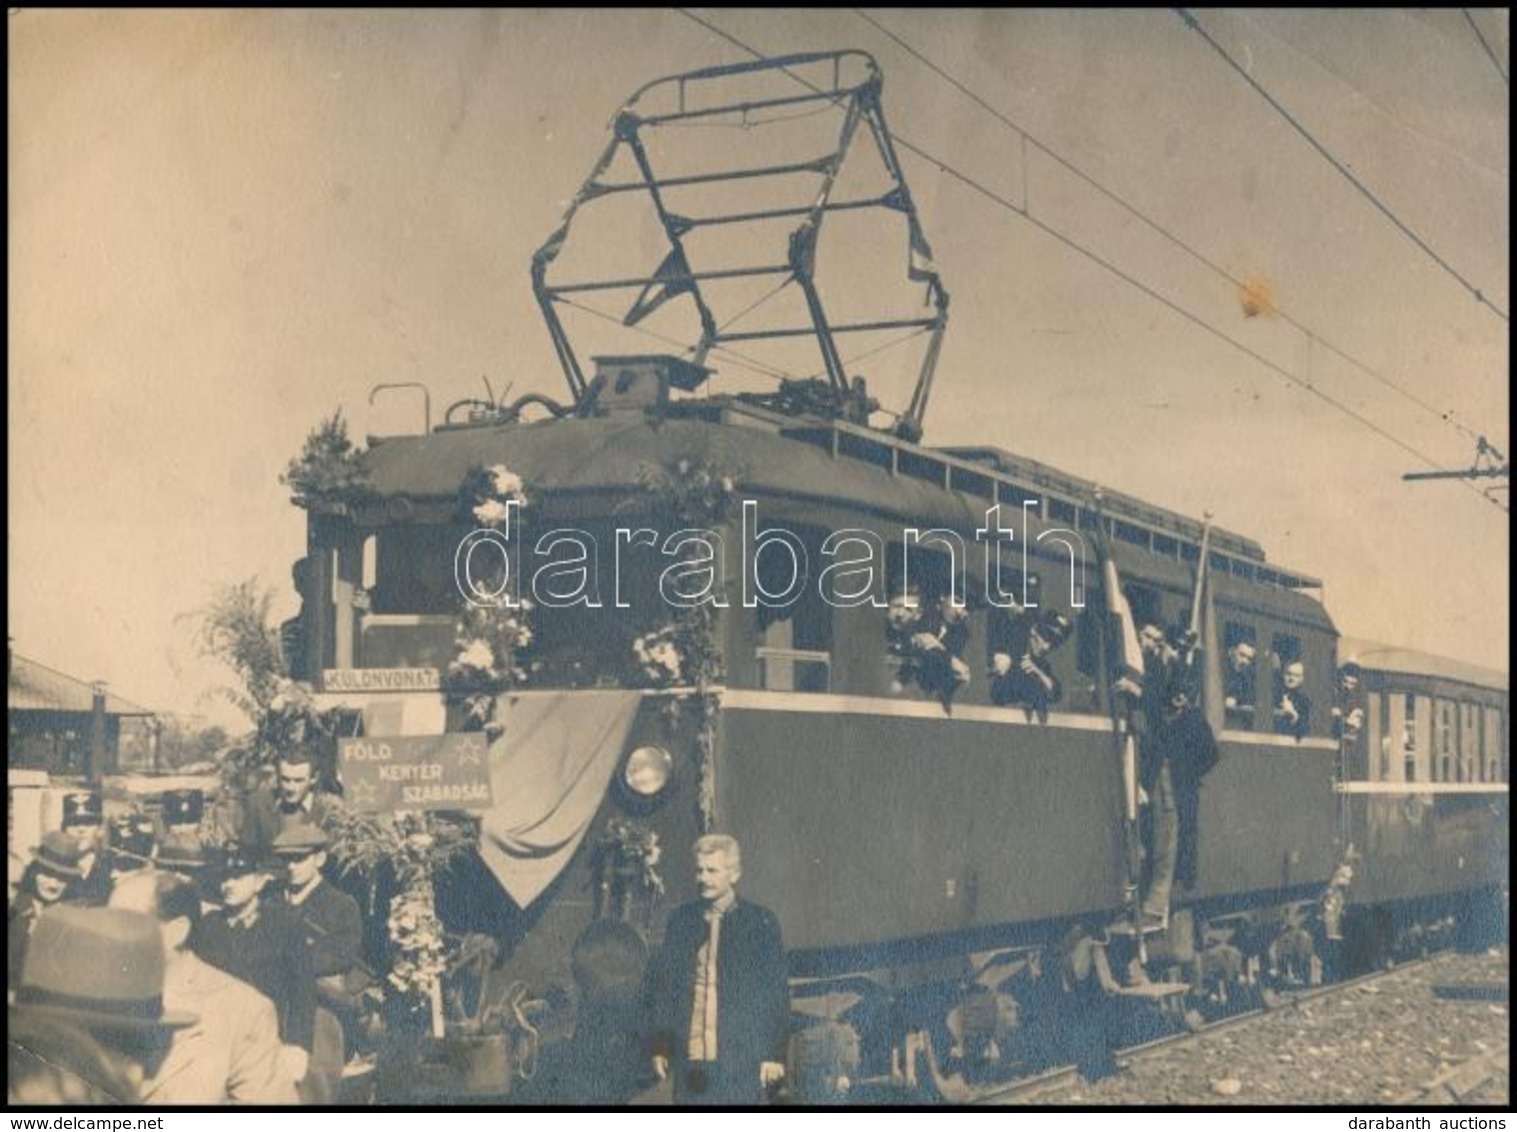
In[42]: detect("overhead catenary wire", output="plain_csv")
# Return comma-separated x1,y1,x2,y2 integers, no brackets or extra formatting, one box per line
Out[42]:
677,9,1507,512
1231,9,1508,181
1176,7,1509,323
852,8,1501,452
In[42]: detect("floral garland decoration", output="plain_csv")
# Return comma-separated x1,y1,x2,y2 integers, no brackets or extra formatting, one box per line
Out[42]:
589,818,665,925
442,464,534,732
217,677,349,800
281,411,377,513
630,456,736,831
323,806,479,1028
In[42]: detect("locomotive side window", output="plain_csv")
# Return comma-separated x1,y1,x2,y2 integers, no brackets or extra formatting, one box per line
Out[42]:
1269,632,1312,739
753,524,832,693
883,545,967,703
1223,622,1259,731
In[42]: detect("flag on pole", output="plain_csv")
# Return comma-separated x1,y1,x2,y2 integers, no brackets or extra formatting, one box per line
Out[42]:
1200,569,1225,734
1095,521,1143,825
1103,553,1145,697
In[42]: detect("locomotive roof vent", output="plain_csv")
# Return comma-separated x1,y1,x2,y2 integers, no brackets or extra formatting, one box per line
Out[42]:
590,354,712,414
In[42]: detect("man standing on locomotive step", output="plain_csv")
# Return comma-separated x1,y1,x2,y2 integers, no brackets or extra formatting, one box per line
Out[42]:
649,834,789,1105
1142,680,1220,927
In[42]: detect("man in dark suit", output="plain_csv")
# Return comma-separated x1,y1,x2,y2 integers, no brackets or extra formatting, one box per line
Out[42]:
195,843,317,1085
60,790,111,906
1145,680,1221,923
271,823,363,1103
242,747,341,860
648,834,789,1106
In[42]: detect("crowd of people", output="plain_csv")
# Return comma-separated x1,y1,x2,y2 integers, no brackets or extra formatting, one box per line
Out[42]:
8,749,371,1105
8,751,794,1108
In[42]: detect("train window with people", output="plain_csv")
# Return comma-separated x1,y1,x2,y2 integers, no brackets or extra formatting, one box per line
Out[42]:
1223,622,1259,731
1269,634,1312,740
880,545,981,711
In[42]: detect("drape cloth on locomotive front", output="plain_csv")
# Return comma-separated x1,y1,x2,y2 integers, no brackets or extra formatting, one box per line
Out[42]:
476,691,643,907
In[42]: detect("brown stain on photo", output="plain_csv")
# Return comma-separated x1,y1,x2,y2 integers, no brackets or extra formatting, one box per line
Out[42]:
1238,274,1278,318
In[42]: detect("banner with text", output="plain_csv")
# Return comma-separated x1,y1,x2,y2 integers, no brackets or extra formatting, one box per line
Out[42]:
338,733,494,811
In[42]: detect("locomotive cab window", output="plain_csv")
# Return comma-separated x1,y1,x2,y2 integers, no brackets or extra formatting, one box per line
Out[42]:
346,524,467,670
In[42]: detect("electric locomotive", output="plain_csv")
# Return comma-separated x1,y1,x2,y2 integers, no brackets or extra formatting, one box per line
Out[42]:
286,52,1506,1098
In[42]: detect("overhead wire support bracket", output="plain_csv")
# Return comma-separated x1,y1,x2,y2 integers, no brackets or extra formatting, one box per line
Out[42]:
1402,436,1509,483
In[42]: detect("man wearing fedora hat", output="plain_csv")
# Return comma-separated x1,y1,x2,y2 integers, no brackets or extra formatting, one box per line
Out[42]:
10,904,199,1100
8,831,90,992
110,871,297,1103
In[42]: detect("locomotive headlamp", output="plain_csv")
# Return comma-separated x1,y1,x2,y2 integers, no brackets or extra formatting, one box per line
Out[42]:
623,745,673,797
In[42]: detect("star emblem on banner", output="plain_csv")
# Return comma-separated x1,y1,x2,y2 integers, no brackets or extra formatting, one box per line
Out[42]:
455,738,486,766
347,778,381,810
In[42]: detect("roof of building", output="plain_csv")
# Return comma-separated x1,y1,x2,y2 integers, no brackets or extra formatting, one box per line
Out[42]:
1337,638,1508,694
8,654,155,716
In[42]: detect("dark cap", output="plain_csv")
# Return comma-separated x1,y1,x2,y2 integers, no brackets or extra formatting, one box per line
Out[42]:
61,791,104,829
270,822,328,857
1163,678,1195,705
33,830,88,880
108,815,156,872
161,789,204,827
155,832,209,873
205,842,267,884
1034,610,1073,649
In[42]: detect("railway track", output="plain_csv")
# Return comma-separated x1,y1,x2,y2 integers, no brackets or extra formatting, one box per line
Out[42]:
975,951,1459,1105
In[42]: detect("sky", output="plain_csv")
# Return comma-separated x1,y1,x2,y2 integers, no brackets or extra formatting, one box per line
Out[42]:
9,9,1509,727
